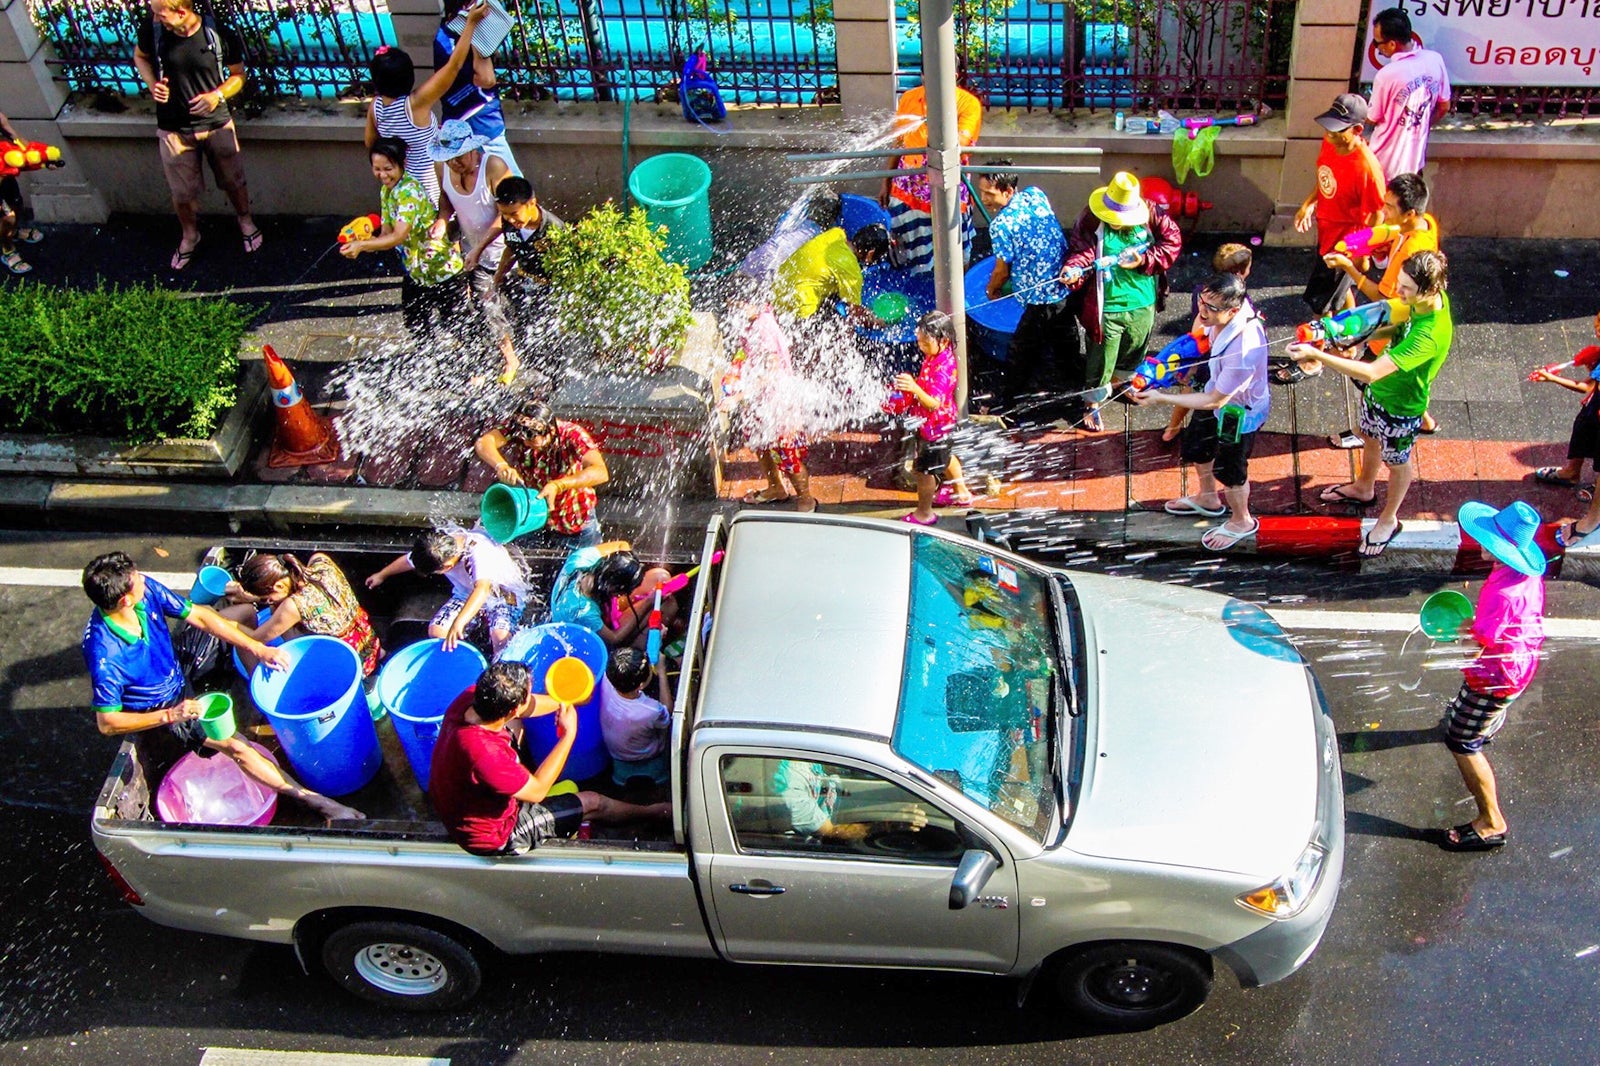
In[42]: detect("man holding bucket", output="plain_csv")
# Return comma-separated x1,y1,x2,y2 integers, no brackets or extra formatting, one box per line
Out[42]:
475,400,609,553
80,552,364,824
431,662,670,855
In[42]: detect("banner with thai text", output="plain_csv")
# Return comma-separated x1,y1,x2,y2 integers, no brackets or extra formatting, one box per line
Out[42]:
1359,1,1600,86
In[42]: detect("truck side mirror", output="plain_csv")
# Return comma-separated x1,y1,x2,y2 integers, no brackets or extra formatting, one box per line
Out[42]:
948,848,999,910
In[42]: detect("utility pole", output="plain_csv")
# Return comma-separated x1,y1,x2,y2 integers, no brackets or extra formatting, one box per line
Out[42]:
918,0,969,411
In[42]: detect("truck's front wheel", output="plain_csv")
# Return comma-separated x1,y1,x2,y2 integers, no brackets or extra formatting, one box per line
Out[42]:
321,921,482,1011
1049,941,1212,1031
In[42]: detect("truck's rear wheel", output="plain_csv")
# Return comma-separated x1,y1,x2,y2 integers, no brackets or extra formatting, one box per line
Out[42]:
321,920,482,1010
1049,941,1212,1031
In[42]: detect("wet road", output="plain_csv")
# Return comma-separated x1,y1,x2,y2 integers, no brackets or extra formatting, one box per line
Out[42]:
1,530,1598,1065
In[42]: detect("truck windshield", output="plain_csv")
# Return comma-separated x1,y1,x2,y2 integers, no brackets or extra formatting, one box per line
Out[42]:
891,537,1062,843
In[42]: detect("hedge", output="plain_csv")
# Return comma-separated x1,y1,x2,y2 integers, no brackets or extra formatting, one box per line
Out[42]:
0,283,249,442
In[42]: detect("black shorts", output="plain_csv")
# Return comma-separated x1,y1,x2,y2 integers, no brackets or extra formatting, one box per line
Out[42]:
1569,389,1600,461
1179,408,1256,487
1302,257,1354,316
501,792,586,854
0,175,20,214
913,437,953,475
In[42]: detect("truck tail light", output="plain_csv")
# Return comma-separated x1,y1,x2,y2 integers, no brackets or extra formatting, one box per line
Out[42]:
96,852,144,906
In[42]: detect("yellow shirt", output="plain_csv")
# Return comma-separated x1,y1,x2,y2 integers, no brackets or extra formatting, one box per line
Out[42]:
773,228,863,319
1371,213,1440,356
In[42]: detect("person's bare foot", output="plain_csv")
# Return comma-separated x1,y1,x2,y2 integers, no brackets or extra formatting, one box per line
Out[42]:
794,494,817,513
304,794,366,823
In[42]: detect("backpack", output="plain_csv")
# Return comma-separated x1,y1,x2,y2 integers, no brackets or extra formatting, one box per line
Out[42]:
679,52,726,125
152,12,228,85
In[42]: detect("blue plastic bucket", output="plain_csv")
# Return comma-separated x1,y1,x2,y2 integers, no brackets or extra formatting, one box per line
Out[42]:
628,153,713,269
965,257,1024,363
375,639,486,792
191,565,232,605
500,622,610,781
232,608,284,679
250,635,380,797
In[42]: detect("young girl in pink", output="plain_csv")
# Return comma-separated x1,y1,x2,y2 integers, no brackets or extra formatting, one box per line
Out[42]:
884,311,973,525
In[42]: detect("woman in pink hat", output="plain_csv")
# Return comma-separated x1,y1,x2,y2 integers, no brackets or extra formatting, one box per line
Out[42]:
1061,171,1183,431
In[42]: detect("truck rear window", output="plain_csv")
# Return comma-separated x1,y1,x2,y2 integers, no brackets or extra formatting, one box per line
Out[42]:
891,537,1059,842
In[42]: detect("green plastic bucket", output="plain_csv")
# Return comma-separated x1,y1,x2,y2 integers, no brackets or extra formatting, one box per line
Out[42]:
481,483,549,544
628,153,713,269
197,691,236,741
871,292,910,324
1420,589,1475,642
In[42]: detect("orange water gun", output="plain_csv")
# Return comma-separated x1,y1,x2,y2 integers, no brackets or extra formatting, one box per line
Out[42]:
0,140,64,178
337,213,381,244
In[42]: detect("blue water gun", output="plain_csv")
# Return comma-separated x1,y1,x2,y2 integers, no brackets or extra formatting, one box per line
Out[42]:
1064,242,1150,285
1129,329,1209,390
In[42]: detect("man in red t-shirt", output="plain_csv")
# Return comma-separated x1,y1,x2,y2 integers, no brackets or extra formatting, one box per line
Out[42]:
1293,93,1387,316
430,662,670,855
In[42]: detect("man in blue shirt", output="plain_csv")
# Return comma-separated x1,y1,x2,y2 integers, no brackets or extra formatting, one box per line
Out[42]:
976,165,1080,417
435,0,523,176
81,551,363,823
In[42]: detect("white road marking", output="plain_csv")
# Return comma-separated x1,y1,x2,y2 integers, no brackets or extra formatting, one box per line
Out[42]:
0,566,194,590
1268,608,1600,640
200,1051,448,1066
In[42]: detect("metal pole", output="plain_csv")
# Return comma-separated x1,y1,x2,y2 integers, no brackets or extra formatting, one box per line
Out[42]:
920,0,968,412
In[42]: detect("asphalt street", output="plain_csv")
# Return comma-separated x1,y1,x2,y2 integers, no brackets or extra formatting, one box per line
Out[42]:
1,530,1597,1066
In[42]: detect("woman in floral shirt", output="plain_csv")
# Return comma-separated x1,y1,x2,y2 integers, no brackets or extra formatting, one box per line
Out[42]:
340,136,469,342
220,552,382,676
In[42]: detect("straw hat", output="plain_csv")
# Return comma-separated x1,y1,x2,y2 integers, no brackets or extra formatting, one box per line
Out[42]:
429,119,489,163
1089,171,1149,228
1458,500,1547,577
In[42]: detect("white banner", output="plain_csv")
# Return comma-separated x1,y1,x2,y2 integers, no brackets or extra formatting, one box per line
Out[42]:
1359,1,1600,87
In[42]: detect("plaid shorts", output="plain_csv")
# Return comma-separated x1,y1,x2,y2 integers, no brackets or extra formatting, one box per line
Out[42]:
432,594,519,639
500,792,586,854
1358,395,1425,466
1443,683,1517,755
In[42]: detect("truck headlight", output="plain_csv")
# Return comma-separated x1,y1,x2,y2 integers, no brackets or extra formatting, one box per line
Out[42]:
1237,841,1326,920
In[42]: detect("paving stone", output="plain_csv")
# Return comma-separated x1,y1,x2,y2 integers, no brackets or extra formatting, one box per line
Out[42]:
413,424,475,489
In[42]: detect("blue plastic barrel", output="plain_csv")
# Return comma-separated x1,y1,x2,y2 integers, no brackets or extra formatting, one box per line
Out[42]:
233,608,284,679
840,192,891,239
501,622,611,781
250,635,380,797
628,153,713,269
965,257,1025,363
375,639,486,792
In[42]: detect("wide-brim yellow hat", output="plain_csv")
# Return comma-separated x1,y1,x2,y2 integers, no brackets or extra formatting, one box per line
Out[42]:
1089,171,1150,227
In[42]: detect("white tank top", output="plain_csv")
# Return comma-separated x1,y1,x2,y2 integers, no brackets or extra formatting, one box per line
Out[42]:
444,153,503,270
373,95,440,204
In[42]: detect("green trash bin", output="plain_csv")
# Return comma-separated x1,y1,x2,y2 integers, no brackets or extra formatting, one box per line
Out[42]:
628,153,713,269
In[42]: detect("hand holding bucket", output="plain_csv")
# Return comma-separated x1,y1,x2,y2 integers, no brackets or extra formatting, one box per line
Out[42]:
481,483,549,544
1420,590,1475,642
196,691,237,741
191,565,232,606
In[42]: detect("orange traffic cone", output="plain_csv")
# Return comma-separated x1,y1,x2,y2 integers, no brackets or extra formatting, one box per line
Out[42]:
263,344,340,467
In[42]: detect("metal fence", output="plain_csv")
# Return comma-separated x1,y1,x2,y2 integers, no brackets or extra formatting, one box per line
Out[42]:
29,0,394,101
898,0,1298,113
1432,85,1599,120
495,0,836,106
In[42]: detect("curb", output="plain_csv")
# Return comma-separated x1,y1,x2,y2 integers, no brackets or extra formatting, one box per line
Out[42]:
6,475,1596,580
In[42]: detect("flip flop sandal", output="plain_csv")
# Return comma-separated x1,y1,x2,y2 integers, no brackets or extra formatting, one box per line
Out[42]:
1329,430,1364,449
170,238,200,271
1269,362,1312,386
1164,496,1228,517
1319,484,1376,506
1439,823,1508,852
741,488,791,506
1557,522,1600,549
1201,519,1259,552
1357,521,1404,558
1533,466,1580,488
1419,420,1441,435
1081,409,1105,433
1,249,30,275
900,512,939,526
14,226,42,245
242,228,264,254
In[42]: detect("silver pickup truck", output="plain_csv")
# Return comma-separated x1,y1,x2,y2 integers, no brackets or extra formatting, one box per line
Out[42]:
93,512,1343,1031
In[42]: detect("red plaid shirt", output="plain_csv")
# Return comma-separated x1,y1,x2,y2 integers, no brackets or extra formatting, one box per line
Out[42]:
504,420,599,535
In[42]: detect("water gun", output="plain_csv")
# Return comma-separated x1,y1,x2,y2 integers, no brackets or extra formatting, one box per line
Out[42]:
1528,359,1577,382
645,589,663,665
1333,223,1400,259
607,551,726,628
1296,299,1411,350
337,213,380,245
1064,242,1150,285
1181,113,1260,139
0,140,64,178
1128,329,1210,391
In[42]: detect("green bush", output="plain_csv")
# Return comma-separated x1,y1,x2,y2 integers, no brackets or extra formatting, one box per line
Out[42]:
543,202,693,365
0,283,249,442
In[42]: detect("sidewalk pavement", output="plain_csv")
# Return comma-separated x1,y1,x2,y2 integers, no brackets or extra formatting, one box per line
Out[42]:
5,213,1598,576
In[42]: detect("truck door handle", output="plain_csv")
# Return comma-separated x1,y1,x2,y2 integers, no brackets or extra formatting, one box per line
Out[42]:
728,881,786,896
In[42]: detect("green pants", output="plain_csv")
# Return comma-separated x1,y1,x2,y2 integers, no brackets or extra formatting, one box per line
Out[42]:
1086,304,1156,403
